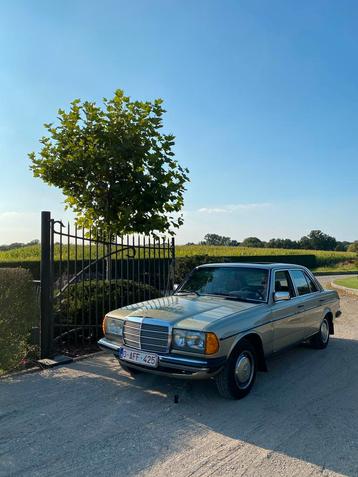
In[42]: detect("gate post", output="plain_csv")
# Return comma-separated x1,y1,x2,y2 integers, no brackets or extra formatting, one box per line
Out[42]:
40,211,53,358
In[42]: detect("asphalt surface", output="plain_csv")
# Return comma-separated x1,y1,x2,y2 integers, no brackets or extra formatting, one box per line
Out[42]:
1,277,358,477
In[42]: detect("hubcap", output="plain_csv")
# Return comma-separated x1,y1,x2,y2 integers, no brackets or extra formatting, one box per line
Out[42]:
320,320,329,343
234,351,254,389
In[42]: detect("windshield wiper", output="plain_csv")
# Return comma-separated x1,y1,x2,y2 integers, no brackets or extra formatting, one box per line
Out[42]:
202,293,261,303
175,289,201,296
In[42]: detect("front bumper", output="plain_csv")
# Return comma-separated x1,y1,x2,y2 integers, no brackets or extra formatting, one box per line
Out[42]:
98,337,225,379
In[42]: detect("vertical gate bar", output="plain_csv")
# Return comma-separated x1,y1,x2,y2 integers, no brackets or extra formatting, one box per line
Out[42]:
120,235,124,307
171,237,175,292
126,235,129,305
40,211,53,358
158,237,162,295
114,234,118,310
81,227,85,344
59,226,62,293
153,237,156,299
143,236,146,302
131,235,135,302
108,229,112,311
148,236,151,298
89,228,92,339
74,223,78,346
95,229,99,334
102,235,105,319
67,223,70,332
137,235,141,303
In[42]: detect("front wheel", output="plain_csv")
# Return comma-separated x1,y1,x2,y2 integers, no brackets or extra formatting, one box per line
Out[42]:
215,339,257,399
310,317,330,349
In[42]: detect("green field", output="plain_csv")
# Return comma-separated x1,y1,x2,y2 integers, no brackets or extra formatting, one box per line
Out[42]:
334,277,358,289
0,243,356,272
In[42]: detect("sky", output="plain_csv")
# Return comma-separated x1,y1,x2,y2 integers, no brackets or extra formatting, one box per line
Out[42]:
0,0,357,245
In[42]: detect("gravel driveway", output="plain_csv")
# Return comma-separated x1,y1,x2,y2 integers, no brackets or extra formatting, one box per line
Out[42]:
1,277,358,477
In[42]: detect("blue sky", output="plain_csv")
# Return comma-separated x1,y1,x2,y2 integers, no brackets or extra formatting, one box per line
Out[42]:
0,0,357,244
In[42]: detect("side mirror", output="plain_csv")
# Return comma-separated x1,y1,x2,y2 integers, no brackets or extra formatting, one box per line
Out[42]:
274,291,291,302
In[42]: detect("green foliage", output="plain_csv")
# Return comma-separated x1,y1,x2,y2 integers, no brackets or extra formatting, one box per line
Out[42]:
348,241,358,253
240,237,264,248
56,279,161,329
299,230,337,251
203,234,232,246
0,268,39,375
29,89,189,235
175,254,319,283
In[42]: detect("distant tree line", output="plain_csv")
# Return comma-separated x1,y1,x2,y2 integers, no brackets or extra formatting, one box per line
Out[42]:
0,239,39,252
196,231,358,252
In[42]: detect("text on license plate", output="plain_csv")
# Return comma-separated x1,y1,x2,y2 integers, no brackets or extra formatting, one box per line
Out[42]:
119,346,158,368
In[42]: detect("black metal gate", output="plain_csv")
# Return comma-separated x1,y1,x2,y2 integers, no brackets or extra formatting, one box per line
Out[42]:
40,211,175,358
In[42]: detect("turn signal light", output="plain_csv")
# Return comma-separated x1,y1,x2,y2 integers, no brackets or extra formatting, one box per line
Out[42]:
102,316,107,335
205,332,219,354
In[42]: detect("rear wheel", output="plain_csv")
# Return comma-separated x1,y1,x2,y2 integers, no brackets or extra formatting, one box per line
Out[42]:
215,339,257,399
310,317,330,349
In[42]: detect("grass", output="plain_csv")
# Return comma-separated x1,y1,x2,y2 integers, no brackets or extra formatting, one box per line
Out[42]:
334,277,358,289
0,243,357,271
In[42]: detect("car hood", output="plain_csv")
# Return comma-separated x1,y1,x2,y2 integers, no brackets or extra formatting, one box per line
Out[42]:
107,294,259,331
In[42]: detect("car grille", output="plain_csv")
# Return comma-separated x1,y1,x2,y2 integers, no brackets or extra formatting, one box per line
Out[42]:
123,319,169,353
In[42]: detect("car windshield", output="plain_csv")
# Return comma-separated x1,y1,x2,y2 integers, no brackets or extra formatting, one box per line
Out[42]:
176,266,269,303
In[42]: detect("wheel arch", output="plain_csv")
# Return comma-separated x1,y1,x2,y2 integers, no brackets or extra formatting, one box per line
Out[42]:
324,310,334,335
231,332,268,372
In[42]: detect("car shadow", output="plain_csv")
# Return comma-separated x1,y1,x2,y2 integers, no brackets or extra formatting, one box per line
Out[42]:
60,336,358,476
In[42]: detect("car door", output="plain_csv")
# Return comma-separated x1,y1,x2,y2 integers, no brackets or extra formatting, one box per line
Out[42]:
271,270,304,352
288,269,321,341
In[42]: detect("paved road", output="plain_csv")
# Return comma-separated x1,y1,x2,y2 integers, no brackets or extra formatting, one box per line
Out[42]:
1,279,358,477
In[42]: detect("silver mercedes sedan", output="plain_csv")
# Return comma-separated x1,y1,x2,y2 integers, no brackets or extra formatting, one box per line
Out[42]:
98,263,341,399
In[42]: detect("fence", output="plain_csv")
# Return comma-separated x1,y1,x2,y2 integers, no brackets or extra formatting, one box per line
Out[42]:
40,211,175,358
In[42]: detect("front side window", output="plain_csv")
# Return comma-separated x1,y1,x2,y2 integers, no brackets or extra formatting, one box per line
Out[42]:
274,270,295,297
176,267,269,303
290,270,311,296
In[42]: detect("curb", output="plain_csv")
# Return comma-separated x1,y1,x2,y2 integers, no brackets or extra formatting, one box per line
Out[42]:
331,281,358,296
0,350,106,380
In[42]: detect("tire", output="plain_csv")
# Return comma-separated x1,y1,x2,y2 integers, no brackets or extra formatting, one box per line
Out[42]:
215,339,257,399
310,317,330,349
119,362,143,376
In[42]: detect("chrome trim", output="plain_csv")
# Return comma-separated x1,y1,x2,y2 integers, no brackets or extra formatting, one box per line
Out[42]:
123,316,172,353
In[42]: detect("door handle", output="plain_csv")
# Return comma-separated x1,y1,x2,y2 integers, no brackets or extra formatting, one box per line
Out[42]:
297,304,305,309
319,299,325,303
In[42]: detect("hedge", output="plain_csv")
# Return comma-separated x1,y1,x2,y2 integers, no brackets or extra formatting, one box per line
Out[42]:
174,254,317,284
54,279,161,341
0,268,39,375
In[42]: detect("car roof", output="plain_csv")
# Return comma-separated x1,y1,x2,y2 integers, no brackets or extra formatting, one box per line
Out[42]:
196,262,306,270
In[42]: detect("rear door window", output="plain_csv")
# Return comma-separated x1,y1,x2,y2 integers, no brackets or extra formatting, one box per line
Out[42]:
290,270,311,296
304,273,319,293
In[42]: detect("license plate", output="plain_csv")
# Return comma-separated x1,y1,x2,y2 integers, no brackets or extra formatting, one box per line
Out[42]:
119,346,159,368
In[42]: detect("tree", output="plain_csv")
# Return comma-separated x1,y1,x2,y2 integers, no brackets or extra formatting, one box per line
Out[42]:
267,238,300,249
241,237,263,248
299,230,337,251
203,234,232,246
29,89,189,235
348,241,358,253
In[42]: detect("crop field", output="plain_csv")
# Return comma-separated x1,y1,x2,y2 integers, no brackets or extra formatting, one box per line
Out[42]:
0,243,356,271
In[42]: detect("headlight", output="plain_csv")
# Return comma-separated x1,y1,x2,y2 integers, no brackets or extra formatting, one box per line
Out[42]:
103,316,124,337
172,329,219,354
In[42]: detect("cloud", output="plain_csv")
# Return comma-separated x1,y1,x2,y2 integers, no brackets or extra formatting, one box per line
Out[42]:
197,203,272,214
